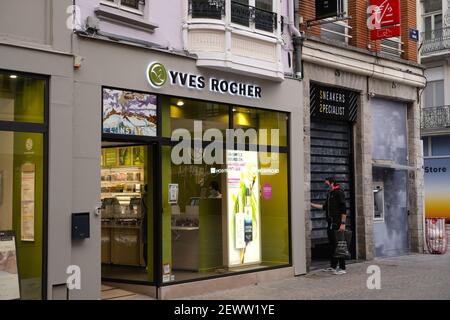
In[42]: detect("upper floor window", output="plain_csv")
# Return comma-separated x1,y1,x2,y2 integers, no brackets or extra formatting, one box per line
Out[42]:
103,0,144,13
188,0,277,33
424,80,445,108
231,0,277,32
189,0,225,19
320,0,350,43
423,0,442,40
381,36,403,58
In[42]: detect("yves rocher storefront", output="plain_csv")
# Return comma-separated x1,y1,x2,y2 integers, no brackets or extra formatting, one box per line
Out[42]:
73,35,306,299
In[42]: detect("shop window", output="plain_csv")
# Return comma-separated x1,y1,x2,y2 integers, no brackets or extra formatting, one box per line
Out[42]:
0,73,45,124
232,107,287,147
0,131,44,299
161,96,229,140
100,145,154,282
161,144,289,283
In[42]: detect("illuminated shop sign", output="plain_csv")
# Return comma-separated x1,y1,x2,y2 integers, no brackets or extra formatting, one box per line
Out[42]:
146,62,262,99
310,83,358,122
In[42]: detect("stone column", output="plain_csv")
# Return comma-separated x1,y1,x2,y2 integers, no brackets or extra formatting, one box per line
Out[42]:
354,92,375,261
407,100,425,253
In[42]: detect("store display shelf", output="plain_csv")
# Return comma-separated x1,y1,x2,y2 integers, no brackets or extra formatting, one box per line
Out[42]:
101,192,142,196
101,166,143,171
171,226,199,231
101,181,144,184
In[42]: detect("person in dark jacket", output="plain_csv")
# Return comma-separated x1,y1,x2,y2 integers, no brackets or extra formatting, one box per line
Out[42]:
311,177,347,275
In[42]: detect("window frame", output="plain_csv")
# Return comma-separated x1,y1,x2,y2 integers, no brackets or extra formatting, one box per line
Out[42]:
100,86,292,288
373,182,385,222
424,80,445,108
0,69,49,300
320,0,351,44
101,0,144,16
230,0,278,35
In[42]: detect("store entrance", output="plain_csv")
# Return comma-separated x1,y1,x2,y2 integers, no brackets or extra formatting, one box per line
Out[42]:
310,120,356,265
100,142,154,283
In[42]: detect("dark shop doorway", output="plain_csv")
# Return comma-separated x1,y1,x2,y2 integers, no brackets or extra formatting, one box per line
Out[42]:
310,120,356,265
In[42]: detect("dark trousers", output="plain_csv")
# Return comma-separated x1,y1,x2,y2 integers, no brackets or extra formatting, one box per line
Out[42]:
327,226,346,270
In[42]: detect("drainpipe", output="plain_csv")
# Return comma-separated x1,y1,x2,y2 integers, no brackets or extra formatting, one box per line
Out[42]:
288,0,303,79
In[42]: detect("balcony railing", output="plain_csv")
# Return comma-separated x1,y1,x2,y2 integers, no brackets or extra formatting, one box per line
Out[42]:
189,0,225,19
420,27,450,55
231,1,277,32
188,0,277,32
421,106,450,130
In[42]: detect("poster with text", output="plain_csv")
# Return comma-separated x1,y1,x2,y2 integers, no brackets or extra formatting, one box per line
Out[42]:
227,150,261,266
103,88,157,137
424,158,450,220
0,231,20,300
21,165,35,242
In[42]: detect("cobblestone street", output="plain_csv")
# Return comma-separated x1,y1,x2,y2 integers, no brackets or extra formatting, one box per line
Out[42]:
184,253,450,300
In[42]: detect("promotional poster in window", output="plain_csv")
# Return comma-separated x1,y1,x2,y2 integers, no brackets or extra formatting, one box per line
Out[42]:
227,150,261,266
0,231,20,300
424,158,450,220
102,88,157,137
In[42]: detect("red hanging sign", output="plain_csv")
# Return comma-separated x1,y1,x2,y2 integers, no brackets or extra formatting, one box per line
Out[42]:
368,0,401,40
370,25,401,41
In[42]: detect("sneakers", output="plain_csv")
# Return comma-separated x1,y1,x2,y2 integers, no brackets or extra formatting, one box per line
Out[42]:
333,268,347,275
321,267,336,272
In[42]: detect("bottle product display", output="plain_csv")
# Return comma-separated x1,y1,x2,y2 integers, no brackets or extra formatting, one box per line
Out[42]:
244,188,253,243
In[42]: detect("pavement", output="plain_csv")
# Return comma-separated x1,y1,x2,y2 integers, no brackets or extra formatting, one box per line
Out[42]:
183,252,450,300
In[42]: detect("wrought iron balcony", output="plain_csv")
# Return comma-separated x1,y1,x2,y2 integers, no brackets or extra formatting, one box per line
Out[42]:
420,27,450,55
230,1,278,32
421,106,450,131
231,1,251,27
254,6,277,32
189,0,225,19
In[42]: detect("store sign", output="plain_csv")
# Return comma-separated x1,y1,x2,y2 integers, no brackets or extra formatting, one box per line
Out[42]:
370,25,401,40
146,62,262,99
226,150,261,266
424,158,450,220
315,0,338,20
0,231,20,300
310,84,358,122
102,88,157,137
367,0,401,40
